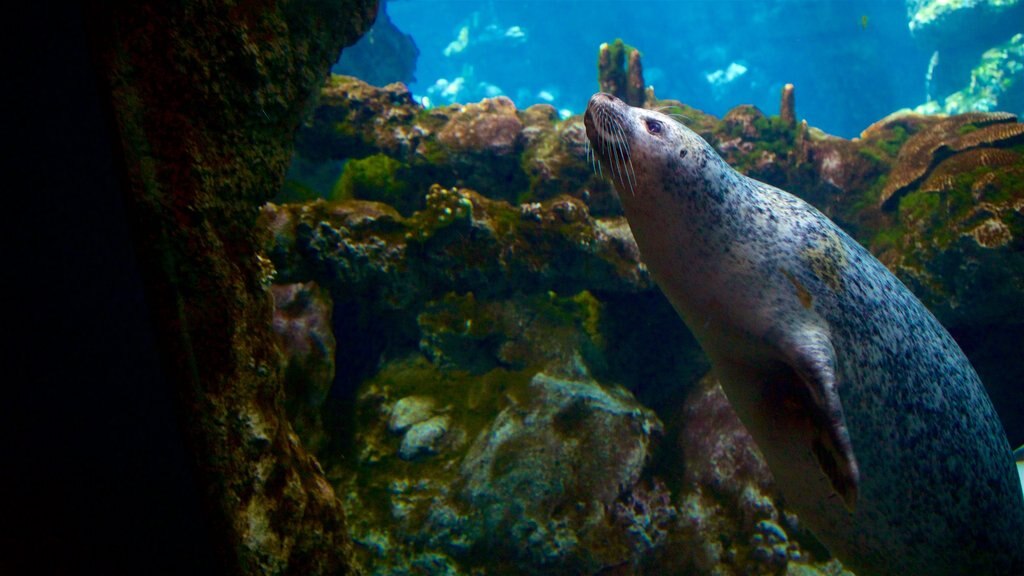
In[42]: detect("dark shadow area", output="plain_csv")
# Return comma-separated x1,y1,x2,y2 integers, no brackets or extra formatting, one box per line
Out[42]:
3,4,218,574
952,323,1024,448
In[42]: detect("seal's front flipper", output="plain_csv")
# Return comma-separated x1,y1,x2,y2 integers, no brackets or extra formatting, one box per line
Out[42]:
781,331,860,512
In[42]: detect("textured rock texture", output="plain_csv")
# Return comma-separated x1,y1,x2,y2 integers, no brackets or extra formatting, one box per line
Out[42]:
88,1,377,574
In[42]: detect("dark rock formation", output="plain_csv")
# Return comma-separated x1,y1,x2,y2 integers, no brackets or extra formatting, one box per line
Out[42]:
272,282,336,455
87,1,377,573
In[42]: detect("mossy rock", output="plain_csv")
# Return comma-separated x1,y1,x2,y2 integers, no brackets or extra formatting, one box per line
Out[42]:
333,153,421,215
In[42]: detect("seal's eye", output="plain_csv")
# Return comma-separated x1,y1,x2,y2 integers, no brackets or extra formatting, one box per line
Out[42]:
645,118,663,135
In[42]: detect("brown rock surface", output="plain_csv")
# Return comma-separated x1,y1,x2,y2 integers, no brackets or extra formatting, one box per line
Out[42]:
88,1,377,573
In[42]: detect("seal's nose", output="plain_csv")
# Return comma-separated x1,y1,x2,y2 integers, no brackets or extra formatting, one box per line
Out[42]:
588,92,617,108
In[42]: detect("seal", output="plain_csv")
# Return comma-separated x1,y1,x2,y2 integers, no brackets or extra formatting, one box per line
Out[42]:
584,92,1024,576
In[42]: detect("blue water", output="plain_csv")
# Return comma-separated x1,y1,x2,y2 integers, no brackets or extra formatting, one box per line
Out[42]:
384,0,942,138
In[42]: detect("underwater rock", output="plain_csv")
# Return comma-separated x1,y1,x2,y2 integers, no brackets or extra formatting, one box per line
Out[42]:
269,64,1024,572
876,143,1024,327
292,75,614,210
665,374,850,575
459,371,664,573
417,291,608,376
89,1,375,574
389,395,437,433
780,83,797,128
271,282,335,454
907,0,1023,49
598,39,648,107
260,185,650,306
908,0,1024,109
398,415,451,460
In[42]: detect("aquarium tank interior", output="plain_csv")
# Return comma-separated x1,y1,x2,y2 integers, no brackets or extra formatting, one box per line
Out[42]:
21,1,1024,574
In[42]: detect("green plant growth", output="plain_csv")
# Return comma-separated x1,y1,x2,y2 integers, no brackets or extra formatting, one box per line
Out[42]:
333,153,418,214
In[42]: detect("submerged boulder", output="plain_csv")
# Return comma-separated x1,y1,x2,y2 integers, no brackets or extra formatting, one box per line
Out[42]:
459,371,664,572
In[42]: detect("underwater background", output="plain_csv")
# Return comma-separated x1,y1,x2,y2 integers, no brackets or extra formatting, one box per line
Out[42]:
10,1,1023,575
340,0,1022,138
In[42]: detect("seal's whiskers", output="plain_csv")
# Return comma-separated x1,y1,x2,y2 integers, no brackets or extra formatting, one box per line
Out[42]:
612,122,637,196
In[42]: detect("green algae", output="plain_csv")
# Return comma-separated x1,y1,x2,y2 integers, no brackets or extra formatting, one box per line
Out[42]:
341,354,540,562
333,153,421,214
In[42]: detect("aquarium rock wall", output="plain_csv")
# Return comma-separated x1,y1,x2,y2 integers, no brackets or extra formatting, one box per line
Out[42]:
88,2,377,574
267,69,1024,574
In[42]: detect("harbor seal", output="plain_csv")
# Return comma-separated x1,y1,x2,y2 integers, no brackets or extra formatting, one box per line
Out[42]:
584,92,1024,575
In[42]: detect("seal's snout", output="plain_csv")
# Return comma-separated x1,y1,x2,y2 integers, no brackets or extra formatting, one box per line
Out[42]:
584,92,638,196
584,92,625,141
588,92,617,108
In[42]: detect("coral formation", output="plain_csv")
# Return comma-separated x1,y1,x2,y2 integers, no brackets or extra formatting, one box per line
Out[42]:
908,1,1024,116
598,39,647,107
907,0,1023,48
280,69,1024,452
879,111,1019,209
288,75,622,213
780,83,796,128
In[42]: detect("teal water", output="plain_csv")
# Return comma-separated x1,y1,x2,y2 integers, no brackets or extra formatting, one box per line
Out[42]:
361,0,1022,137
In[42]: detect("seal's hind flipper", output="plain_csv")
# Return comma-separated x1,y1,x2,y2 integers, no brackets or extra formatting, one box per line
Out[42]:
784,332,861,512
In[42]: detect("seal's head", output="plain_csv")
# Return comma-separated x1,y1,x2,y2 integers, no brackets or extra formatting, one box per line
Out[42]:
584,92,721,209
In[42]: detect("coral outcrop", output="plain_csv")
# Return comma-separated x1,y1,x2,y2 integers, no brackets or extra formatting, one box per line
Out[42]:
907,0,1023,49
879,111,1020,209
272,282,336,455
289,75,614,213
597,39,647,108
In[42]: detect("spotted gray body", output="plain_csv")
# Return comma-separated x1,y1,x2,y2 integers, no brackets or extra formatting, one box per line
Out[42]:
584,93,1024,575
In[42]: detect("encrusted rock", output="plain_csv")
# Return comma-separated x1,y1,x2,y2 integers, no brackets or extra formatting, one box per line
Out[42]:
271,281,336,454
460,371,664,572
389,395,437,433
437,96,523,155
399,415,451,460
